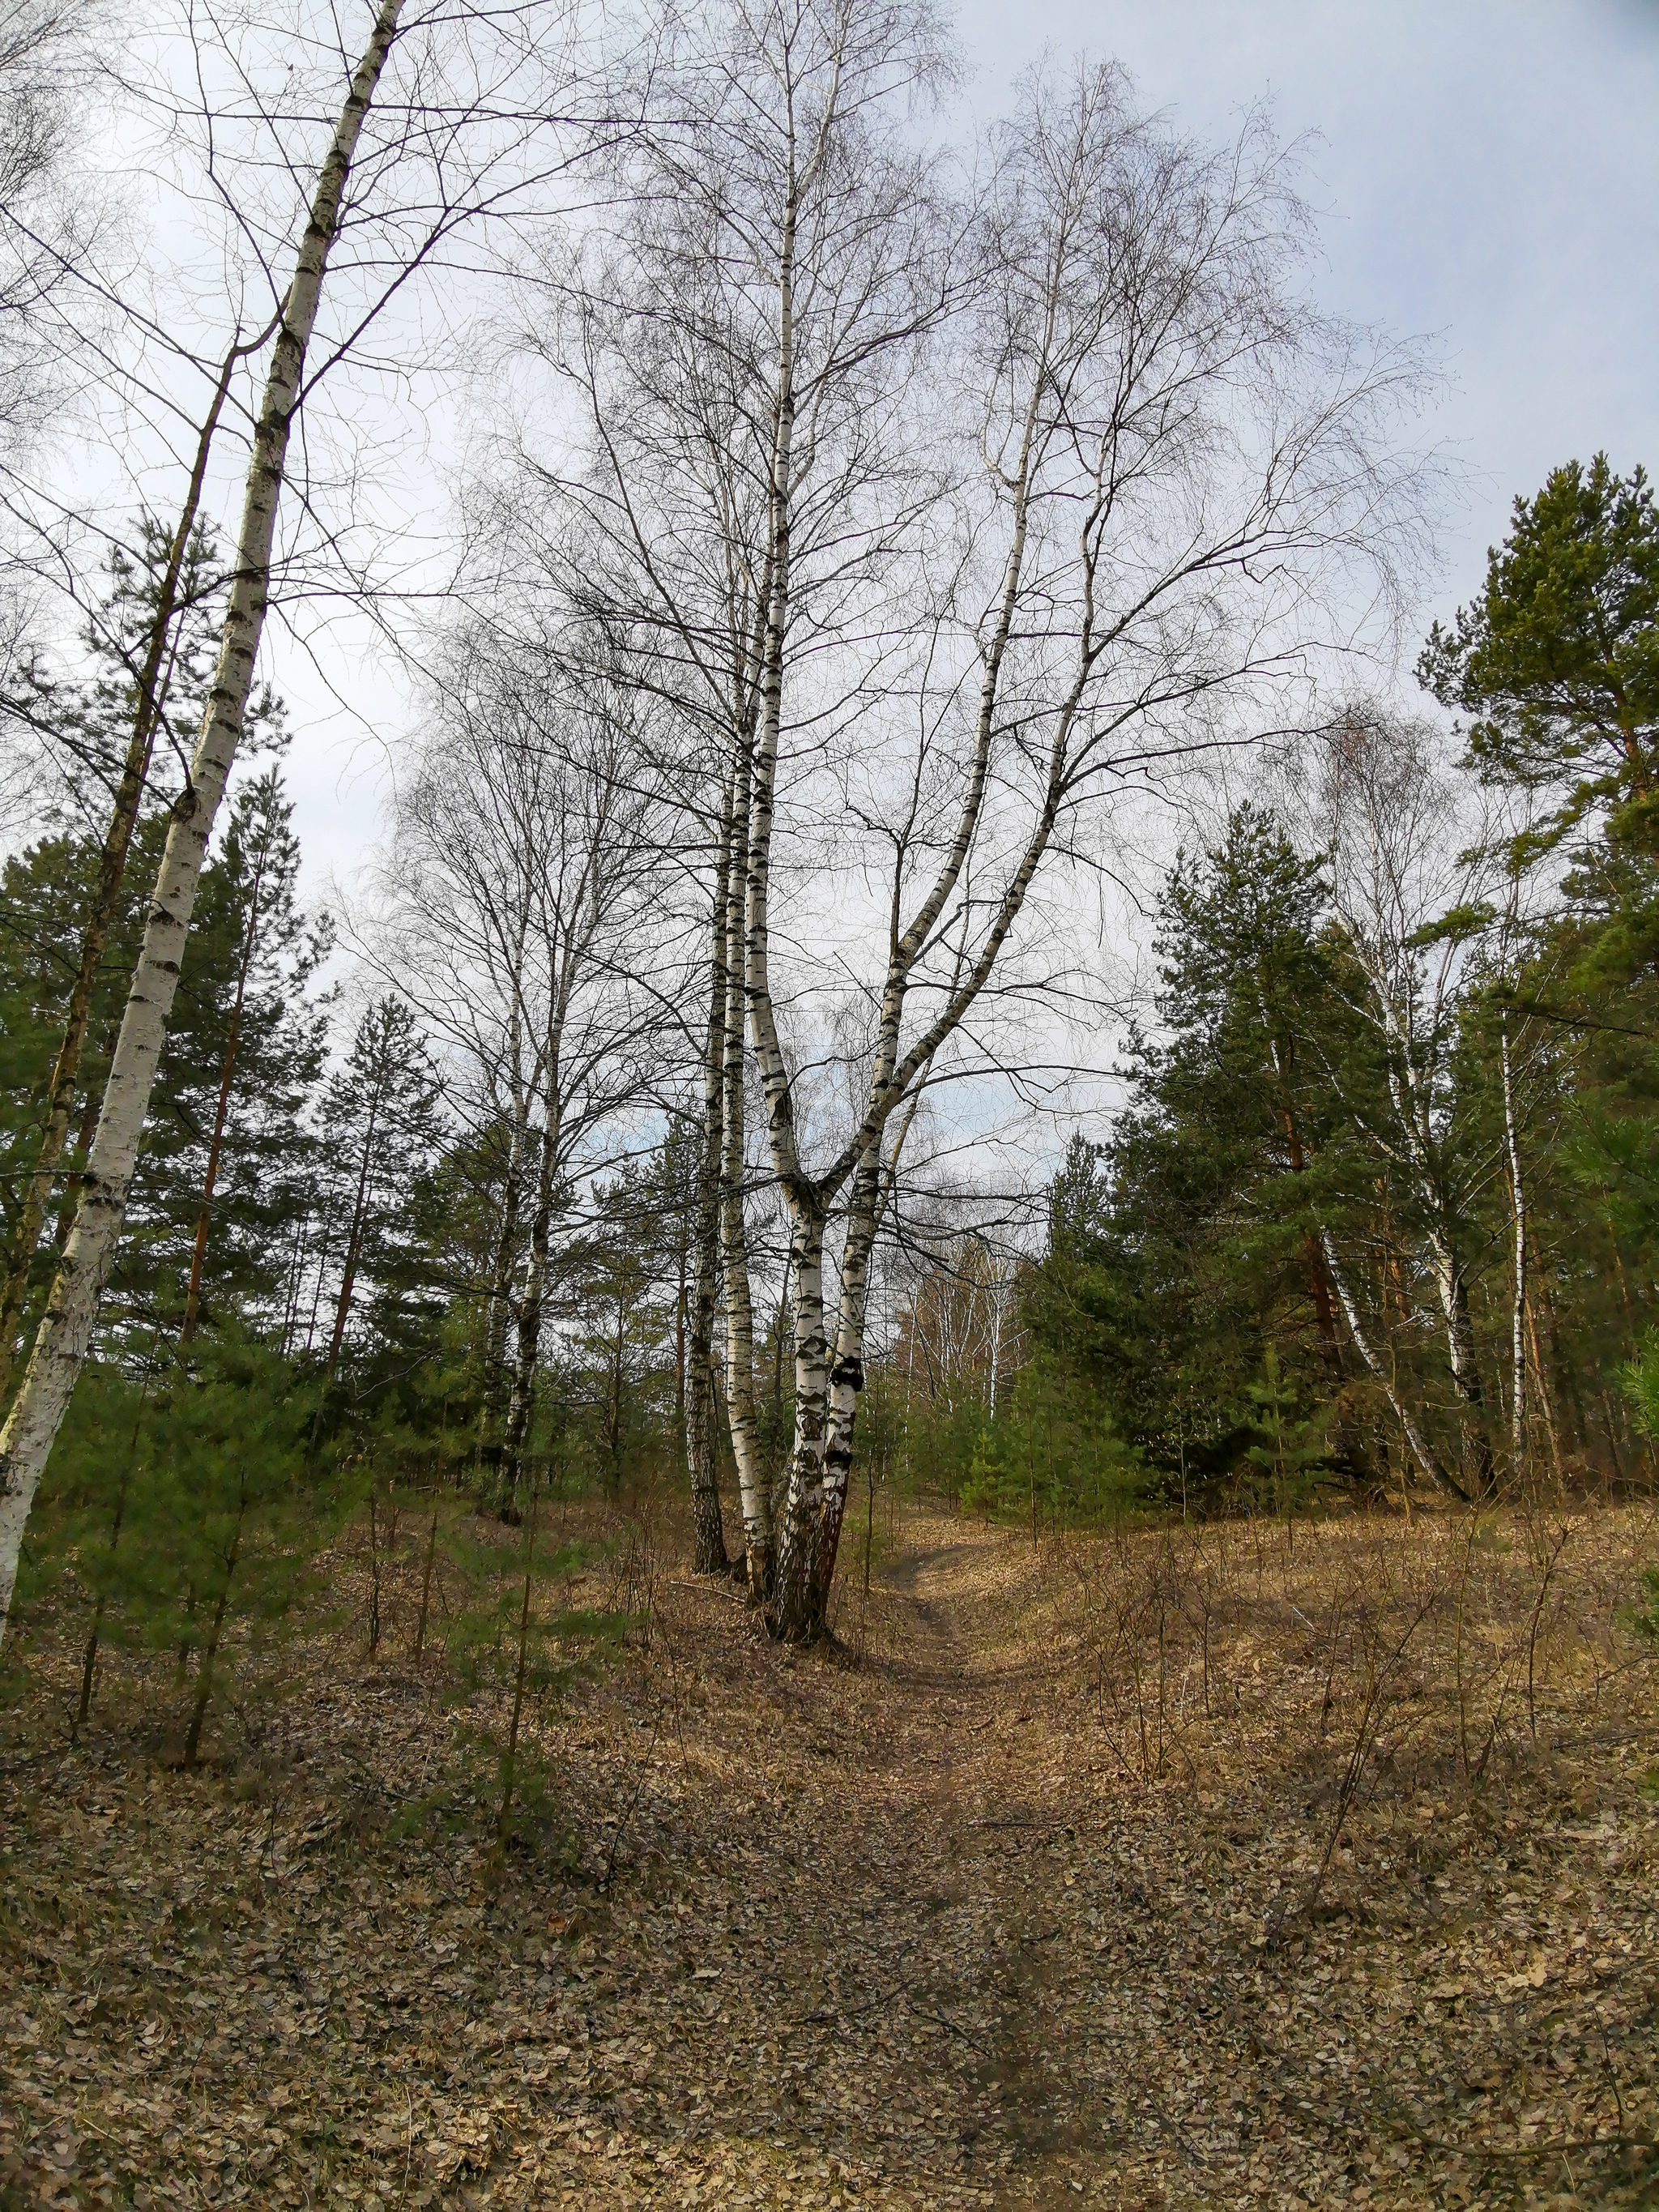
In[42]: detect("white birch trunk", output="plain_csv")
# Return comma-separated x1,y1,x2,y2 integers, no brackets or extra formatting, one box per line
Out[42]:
687,773,734,1573
1318,1228,1466,1501
0,0,404,1642
1500,1017,1527,1467
738,79,852,1634
761,343,1046,1636
1423,1220,1493,1493
797,1076,928,1626
770,1202,829,1623
480,907,533,1454
1424,1228,1482,1407
723,753,771,1597
809,1142,881,1621
1359,949,1492,1471
499,1098,560,1507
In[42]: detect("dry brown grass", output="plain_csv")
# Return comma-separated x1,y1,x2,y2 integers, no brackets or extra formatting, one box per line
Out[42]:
1,1487,1656,2210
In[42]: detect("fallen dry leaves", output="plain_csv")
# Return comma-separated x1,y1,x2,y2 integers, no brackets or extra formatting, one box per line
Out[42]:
2,1494,1657,2210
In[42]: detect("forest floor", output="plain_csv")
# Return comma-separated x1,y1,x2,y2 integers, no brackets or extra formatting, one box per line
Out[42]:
2,1490,1658,2211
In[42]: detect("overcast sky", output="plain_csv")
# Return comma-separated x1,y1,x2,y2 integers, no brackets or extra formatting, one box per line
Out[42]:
953,0,1659,603
272,0,1659,929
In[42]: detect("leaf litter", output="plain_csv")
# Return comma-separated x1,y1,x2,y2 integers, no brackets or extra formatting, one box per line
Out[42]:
2,1500,1657,2209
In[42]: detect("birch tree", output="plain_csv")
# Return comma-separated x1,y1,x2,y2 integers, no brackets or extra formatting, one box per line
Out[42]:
0,0,580,1330
525,24,1434,1633
684,771,735,1574
0,0,416,1638
0,0,611,1638
518,0,955,1595
1315,708,1502,1491
369,617,670,1510
753,64,1435,1635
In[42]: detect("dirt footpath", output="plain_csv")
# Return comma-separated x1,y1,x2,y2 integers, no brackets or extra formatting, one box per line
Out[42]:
2,1505,1657,2209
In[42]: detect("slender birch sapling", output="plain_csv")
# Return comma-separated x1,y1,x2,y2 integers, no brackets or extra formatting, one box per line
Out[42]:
0,0,407,1644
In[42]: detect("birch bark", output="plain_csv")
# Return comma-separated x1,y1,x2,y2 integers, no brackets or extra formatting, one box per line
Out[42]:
498,1095,558,1509
0,331,273,1395
685,771,735,1573
0,0,404,1641
805,1070,928,1618
811,1141,879,1622
723,749,771,1597
557,49,1431,1638
1500,1015,1527,1467
1318,1228,1466,1500
478,905,532,1465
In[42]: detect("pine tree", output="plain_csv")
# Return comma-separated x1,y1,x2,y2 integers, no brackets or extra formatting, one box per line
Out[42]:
1420,455,1659,857
45,1334,328,1750
305,997,444,1456
567,1160,676,1492
0,519,289,1390
1017,809,1381,1501
111,767,330,1350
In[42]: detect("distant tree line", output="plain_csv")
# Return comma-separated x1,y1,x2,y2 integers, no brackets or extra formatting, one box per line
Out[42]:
938,457,1659,1525
2,455,1655,1715
1,0,1648,1681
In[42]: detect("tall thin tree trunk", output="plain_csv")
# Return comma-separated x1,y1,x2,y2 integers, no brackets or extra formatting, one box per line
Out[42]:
686,774,733,1574
722,756,770,1596
1499,1017,1527,1468
182,1499,245,1770
501,813,613,1511
303,1204,337,1353
1524,1292,1562,1479
771,1202,830,1632
1320,1228,1466,1501
1427,1230,1495,1493
477,1106,526,1462
0,0,405,1642
785,1074,925,1636
1606,1211,1635,1349
306,1086,381,1466
737,62,1071,1638
808,1141,882,1625
1280,1108,1341,1362
178,824,271,1347
497,1487,538,1852
737,105,813,1625
499,1104,561,1510
479,916,531,1465
414,1492,440,1660
608,1298,625,1483
278,1204,312,1357
0,330,273,1397
1537,1276,1584,1454
675,1249,686,1424
76,1433,134,1731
